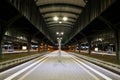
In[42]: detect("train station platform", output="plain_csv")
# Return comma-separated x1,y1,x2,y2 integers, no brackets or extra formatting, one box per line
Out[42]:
0,51,120,80
80,50,116,56
2,50,37,54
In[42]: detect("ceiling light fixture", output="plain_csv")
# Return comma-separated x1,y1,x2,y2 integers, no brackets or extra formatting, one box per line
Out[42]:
53,16,59,21
59,21,62,24
61,32,64,35
56,32,59,35
63,17,68,21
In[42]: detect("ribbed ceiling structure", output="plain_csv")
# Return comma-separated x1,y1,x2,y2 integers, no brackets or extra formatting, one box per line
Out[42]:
0,0,118,46
35,0,87,44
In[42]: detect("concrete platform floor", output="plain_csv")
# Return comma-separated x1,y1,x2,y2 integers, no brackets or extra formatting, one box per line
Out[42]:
0,51,120,80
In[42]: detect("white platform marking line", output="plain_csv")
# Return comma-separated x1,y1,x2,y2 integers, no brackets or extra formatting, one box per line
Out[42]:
18,58,48,80
72,56,112,80
72,59,100,80
4,57,47,80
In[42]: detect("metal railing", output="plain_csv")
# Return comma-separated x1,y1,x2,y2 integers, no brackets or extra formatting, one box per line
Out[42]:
0,54,41,70
70,52,120,74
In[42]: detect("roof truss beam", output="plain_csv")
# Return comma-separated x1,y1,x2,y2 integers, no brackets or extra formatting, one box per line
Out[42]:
38,3,84,10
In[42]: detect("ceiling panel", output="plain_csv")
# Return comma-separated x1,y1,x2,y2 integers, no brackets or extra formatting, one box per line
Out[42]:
36,0,86,7
40,7,82,14
43,13,79,19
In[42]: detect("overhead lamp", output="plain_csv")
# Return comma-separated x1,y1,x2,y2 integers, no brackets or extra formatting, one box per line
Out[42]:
59,21,62,24
61,32,64,35
57,37,62,40
20,36,23,39
56,32,59,35
63,17,68,21
98,38,102,41
53,16,59,21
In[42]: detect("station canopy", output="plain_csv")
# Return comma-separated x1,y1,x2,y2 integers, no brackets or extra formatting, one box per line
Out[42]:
35,0,87,44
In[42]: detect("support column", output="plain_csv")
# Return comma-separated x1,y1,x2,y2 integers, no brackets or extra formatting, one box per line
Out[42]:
58,38,61,62
98,16,120,60
46,44,48,51
58,39,61,54
42,43,45,51
0,40,2,58
74,44,76,52
78,42,81,53
38,42,41,53
70,45,72,51
27,36,32,54
44,44,47,51
115,30,120,61
87,38,92,55
0,25,6,58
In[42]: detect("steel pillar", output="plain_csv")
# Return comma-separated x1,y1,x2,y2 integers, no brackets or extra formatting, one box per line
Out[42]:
115,30,120,61
27,36,32,53
87,37,93,55
0,23,6,58
78,42,81,53
38,42,41,53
